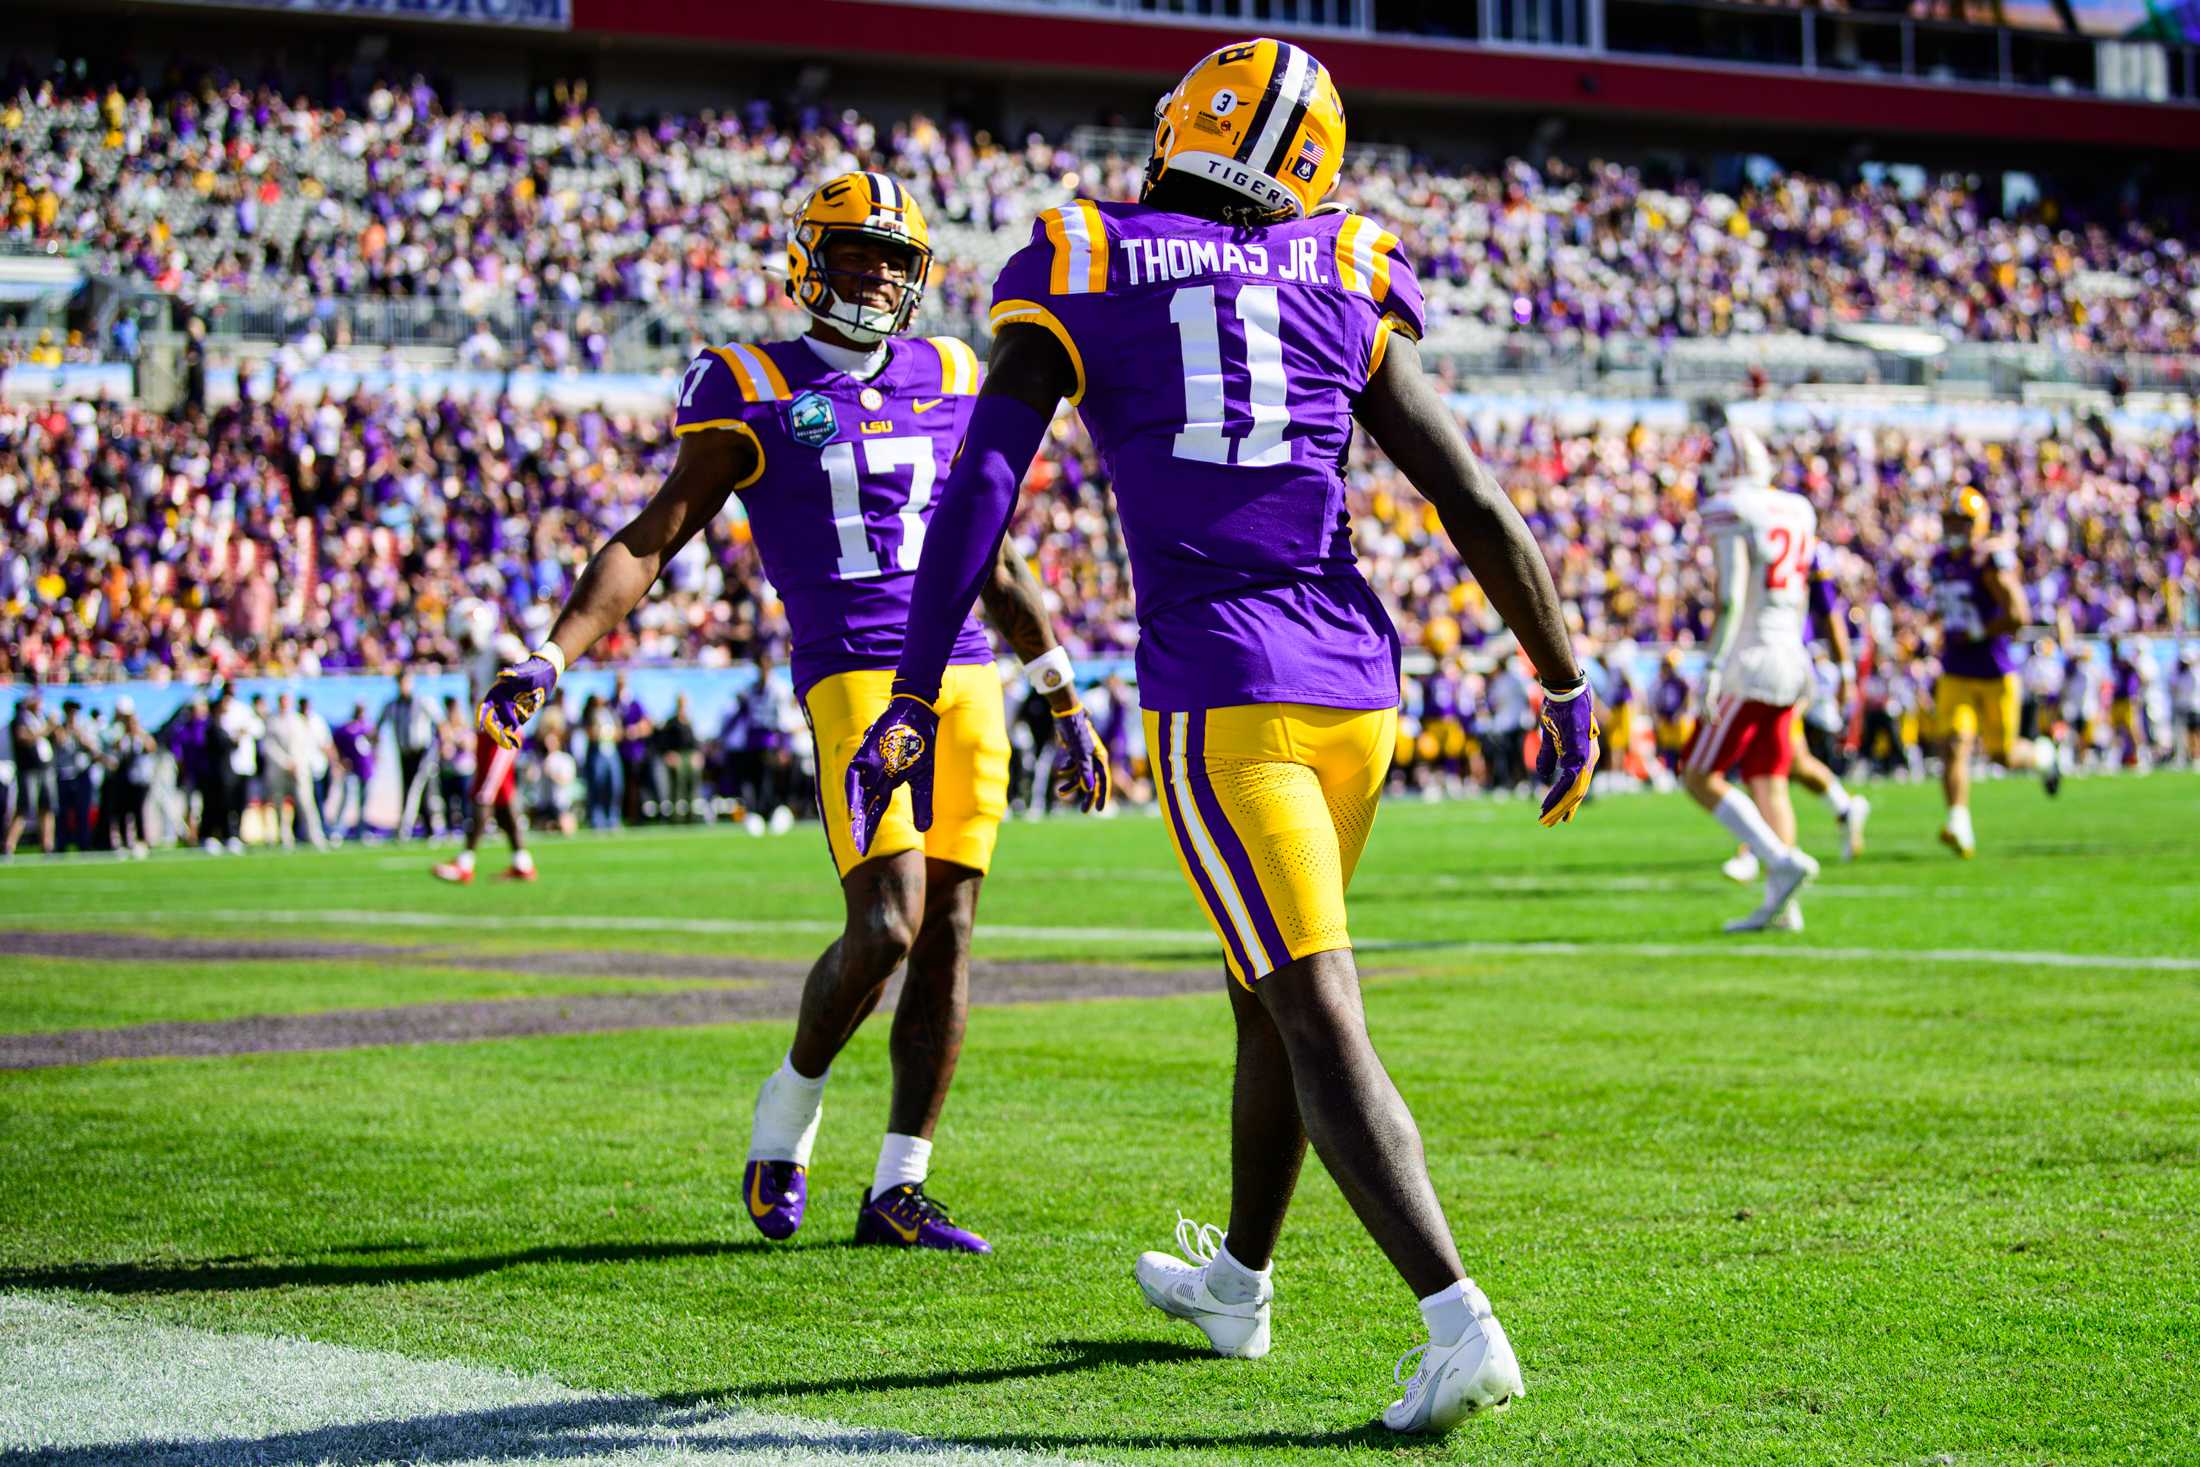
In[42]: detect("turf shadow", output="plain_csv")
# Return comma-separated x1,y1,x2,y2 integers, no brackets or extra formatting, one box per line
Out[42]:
0,1238,828,1295
714,1336,1213,1400
0,1390,1403,1465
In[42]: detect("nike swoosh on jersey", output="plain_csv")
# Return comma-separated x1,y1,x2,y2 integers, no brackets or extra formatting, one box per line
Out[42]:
912,398,945,414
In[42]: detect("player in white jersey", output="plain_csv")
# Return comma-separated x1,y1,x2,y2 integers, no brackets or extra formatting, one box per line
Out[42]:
1676,413,1820,932
434,601,537,884
2175,647,2200,767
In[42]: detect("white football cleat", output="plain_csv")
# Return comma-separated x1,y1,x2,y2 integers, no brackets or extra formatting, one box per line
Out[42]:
1134,1215,1270,1359
1383,1283,1523,1434
1723,849,1817,933
1721,848,1761,884
1841,796,1870,861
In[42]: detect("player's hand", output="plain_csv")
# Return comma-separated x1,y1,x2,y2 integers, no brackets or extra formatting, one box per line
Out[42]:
1050,706,1111,814
477,656,558,751
1697,668,1725,722
1535,688,1600,827
846,693,940,855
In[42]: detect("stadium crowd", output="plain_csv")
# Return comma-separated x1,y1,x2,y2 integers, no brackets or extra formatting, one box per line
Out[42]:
3,388,2192,687
7,71,2199,354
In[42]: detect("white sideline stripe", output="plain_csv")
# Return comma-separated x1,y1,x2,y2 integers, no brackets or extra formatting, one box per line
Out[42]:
74,908,2200,974
0,1293,1086,1466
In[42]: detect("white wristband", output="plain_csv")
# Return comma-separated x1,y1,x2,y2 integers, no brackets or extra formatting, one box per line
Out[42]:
1023,645,1074,697
532,641,567,679
1541,679,1590,703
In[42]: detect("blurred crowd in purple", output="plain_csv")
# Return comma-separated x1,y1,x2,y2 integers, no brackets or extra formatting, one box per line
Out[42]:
7,71,2198,355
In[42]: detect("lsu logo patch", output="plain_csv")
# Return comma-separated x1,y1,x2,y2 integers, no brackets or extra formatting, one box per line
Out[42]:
878,724,927,777
787,390,838,448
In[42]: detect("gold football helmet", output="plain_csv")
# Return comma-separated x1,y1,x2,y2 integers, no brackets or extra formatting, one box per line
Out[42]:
1142,38,1346,220
1944,485,1991,535
785,171,932,344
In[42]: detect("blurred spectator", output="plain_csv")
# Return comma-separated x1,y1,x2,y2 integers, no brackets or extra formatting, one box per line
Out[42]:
329,701,375,841
101,696,155,856
6,690,57,857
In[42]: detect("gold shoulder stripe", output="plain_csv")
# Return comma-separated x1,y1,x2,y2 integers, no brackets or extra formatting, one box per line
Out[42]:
671,419,766,490
719,342,790,402
989,299,1085,406
929,335,980,394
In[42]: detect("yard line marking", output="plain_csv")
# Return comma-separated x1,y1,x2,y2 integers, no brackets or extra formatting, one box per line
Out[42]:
0,1292,1092,1466
56,908,2200,974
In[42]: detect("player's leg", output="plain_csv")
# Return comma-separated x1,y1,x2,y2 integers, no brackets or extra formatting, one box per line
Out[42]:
743,846,925,1240
1938,677,1979,856
848,661,1012,1251
746,670,932,1242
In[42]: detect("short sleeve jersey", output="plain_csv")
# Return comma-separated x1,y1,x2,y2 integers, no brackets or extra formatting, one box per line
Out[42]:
1931,541,2023,678
1698,484,1819,660
673,335,994,697
989,200,1426,713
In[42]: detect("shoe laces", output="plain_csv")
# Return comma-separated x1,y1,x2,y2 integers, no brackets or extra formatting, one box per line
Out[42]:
1172,1212,1224,1267
886,1184,956,1225
1393,1341,1432,1390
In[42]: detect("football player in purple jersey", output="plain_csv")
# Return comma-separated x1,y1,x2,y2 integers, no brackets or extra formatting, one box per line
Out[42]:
1931,486,2061,857
477,172,1107,1256
844,40,1597,1433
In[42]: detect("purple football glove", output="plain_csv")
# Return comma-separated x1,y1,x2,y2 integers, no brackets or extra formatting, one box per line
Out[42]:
1535,685,1600,828
846,693,940,856
1050,707,1111,814
476,655,558,751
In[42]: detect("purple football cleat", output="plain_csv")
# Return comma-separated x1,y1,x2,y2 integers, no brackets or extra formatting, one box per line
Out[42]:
743,1160,808,1241
854,1184,991,1253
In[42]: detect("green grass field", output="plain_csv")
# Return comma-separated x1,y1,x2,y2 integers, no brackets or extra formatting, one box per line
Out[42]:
5,772,2199,1465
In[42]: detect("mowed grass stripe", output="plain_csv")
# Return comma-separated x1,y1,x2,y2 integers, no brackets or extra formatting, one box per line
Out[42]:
0,1293,1090,1466
36,906,2200,975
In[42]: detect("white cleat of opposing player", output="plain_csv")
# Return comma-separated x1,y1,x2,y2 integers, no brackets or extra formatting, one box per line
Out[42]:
1842,795,1871,861
1724,849,1818,933
1134,1215,1271,1359
1382,1281,1525,1433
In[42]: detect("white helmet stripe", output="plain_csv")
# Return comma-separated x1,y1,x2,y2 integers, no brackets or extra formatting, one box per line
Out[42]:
1245,44,1310,186
870,172,900,210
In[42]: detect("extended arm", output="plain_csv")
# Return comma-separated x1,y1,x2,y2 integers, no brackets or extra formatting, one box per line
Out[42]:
543,429,751,665
1700,530,1750,705
889,323,1073,703
1352,336,1581,688
1352,335,1595,824
978,540,1078,716
1982,559,2029,639
849,323,1099,846
477,428,749,750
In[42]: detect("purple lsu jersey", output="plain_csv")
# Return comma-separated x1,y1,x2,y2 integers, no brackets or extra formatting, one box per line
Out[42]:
989,200,1427,713
1931,543,2023,678
673,335,995,696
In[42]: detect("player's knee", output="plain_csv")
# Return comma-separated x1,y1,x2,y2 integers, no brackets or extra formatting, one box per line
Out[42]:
845,899,919,975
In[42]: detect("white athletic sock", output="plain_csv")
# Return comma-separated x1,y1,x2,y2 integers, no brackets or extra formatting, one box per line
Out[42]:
1713,789,1788,865
511,848,535,873
1819,781,1853,819
872,1132,932,1197
1418,1278,1489,1348
1206,1241,1270,1305
1947,804,1975,844
455,849,475,874
748,1052,827,1165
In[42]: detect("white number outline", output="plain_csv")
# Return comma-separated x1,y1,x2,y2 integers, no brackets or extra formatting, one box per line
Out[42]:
821,435,938,581
1168,283,1291,468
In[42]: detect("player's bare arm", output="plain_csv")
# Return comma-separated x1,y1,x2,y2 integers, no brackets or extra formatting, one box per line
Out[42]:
477,429,750,748
978,541,1079,716
1351,335,1580,689
1982,553,2030,638
546,429,751,661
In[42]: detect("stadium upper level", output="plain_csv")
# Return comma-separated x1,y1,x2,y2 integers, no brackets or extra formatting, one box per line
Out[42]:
601,0,2200,148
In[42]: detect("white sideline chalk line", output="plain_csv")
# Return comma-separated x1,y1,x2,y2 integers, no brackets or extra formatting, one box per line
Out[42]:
60,908,2200,975
0,1292,1087,1466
